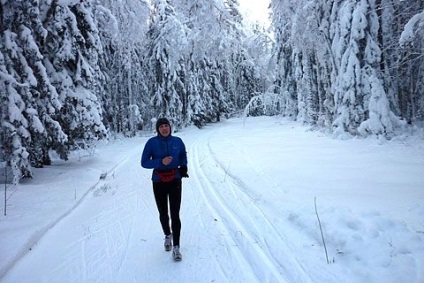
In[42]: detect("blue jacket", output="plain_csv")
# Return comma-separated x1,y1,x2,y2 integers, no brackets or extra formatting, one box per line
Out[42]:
141,134,187,182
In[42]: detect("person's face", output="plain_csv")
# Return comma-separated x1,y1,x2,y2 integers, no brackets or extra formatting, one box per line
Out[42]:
159,124,170,137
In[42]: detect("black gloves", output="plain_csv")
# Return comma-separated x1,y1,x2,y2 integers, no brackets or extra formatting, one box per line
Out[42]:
180,165,189,178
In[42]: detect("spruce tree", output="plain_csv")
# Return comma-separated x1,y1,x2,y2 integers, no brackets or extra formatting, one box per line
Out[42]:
144,0,188,129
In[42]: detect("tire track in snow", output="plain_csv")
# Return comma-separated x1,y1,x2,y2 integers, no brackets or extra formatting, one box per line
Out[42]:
190,133,312,282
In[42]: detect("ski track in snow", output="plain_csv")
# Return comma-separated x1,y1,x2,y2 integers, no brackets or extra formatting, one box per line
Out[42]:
191,129,307,282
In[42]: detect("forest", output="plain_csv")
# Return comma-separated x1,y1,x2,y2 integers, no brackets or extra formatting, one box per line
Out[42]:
1,0,423,183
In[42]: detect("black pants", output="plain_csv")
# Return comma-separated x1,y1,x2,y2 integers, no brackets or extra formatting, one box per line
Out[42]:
152,179,182,246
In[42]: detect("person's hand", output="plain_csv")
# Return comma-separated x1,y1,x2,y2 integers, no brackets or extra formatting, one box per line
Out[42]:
162,156,173,166
180,165,189,178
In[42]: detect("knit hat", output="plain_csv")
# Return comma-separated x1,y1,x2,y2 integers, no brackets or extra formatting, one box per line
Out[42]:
156,118,171,133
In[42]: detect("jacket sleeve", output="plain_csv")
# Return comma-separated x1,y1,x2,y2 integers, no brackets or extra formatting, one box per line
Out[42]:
141,139,161,169
179,139,188,166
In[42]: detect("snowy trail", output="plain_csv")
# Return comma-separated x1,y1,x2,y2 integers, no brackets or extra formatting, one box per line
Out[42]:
1,144,146,283
0,144,140,279
2,123,318,283
190,128,306,282
2,130,280,283
188,121,349,283
1,117,423,283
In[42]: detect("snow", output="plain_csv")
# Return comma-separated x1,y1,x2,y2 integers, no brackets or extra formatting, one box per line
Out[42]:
1,116,423,283
238,0,270,28
399,10,424,47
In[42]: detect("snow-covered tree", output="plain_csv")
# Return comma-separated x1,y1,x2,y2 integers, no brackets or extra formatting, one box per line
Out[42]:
175,0,232,125
331,0,368,137
0,0,67,182
170,0,246,126
270,0,300,119
1,0,108,183
396,2,424,123
143,0,188,129
270,0,419,138
96,0,150,135
4,0,424,184
331,0,402,138
42,0,107,145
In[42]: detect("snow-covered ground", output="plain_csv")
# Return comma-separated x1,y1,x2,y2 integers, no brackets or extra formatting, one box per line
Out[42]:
1,116,423,283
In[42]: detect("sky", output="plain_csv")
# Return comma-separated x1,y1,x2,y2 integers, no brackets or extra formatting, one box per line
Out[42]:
238,0,271,27
1,116,423,282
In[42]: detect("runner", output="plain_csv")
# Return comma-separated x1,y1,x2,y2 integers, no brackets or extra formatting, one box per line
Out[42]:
141,118,189,261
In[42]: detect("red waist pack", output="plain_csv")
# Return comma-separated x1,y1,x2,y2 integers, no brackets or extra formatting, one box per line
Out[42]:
155,169,178,182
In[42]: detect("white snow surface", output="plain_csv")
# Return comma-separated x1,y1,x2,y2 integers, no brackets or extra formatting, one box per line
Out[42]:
1,116,423,283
